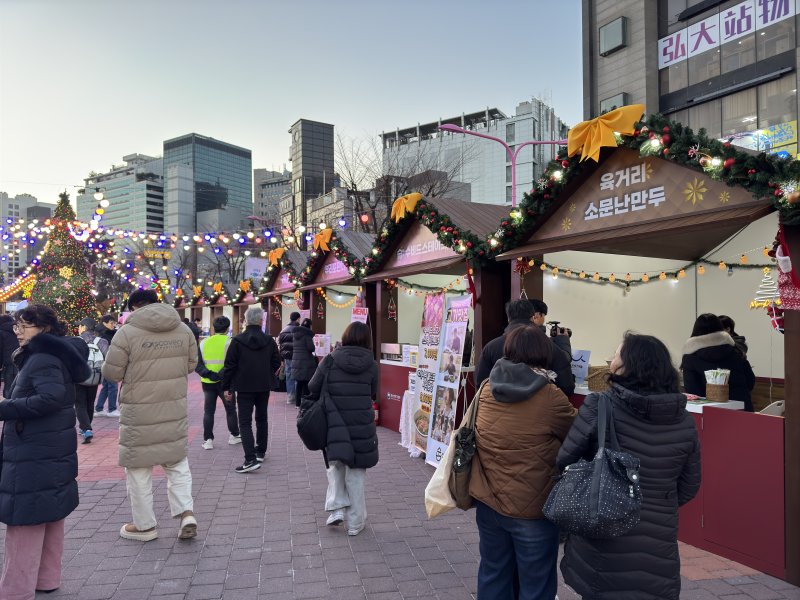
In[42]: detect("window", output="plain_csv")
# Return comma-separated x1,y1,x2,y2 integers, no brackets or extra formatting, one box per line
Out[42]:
722,88,757,136
688,48,720,84
757,20,795,60
758,74,797,128
506,165,512,183
505,186,512,204
599,17,627,56
600,93,628,114
660,62,688,94
721,33,755,73
689,99,722,138
506,123,515,144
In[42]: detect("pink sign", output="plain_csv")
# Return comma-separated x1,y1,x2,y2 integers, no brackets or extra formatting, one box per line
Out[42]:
384,222,459,270
317,253,350,284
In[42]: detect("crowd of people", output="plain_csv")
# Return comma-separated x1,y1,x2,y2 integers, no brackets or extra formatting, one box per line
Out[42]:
0,292,759,599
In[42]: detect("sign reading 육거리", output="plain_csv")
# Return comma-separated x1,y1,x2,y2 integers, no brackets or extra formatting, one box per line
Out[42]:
658,0,796,69
528,148,762,243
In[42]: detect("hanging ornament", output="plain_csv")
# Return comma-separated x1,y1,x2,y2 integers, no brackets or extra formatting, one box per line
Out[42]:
387,295,397,321
316,299,325,320
514,257,531,275
272,305,280,321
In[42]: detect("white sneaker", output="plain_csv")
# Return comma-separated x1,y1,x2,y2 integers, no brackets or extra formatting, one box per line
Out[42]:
107,409,120,418
93,410,107,418
228,434,242,445
202,439,213,450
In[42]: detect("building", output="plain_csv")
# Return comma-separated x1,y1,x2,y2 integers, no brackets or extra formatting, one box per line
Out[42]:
163,133,253,234
253,168,291,225
77,154,164,233
0,192,54,278
582,0,798,156
286,119,336,232
381,99,569,205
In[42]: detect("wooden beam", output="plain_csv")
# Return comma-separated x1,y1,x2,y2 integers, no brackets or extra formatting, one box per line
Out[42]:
473,262,511,357
784,226,800,586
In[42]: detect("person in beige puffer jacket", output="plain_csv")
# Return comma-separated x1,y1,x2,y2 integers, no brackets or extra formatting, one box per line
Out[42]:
102,290,199,542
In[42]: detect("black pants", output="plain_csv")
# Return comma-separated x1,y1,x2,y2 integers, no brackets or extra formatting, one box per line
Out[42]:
295,380,308,407
75,385,98,431
236,392,269,463
202,382,239,441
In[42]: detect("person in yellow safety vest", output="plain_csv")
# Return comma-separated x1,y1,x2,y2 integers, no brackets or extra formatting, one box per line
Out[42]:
195,316,241,449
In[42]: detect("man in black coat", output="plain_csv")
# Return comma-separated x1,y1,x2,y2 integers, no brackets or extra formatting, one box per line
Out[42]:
475,299,575,397
0,315,19,398
222,306,281,474
278,311,300,405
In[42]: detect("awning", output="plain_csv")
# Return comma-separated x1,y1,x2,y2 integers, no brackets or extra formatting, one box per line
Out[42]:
362,256,465,282
299,276,357,292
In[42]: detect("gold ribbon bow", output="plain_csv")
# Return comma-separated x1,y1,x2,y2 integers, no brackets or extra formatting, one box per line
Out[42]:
268,247,285,267
391,192,422,223
213,282,223,295
240,280,251,293
192,286,202,297
567,104,644,163
313,229,333,252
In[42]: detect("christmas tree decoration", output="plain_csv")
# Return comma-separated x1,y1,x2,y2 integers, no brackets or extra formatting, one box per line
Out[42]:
30,193,98,324
750,267,780,309
387,295,397,321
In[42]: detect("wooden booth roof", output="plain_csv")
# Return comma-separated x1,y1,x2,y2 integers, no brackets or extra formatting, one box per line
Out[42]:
259,250,309,297
497,147,775,262
299,231,374,291
363,197,508,282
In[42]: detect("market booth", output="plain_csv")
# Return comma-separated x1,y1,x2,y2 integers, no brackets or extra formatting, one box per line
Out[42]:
188,287,207,332
207,282,233,328
362,196,510,435
295,230,374,347
231,280,257,334
258,249,309,337
495,129,799,583
173,293,189,320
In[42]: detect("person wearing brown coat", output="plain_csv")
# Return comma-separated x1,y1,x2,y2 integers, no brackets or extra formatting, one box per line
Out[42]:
469,324,577,600
102,290,199,543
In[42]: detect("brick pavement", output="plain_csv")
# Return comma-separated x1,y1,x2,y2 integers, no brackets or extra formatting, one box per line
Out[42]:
1,374,797,599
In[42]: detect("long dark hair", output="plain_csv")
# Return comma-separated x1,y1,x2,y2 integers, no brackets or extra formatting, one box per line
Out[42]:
341,321,372,350
14,304,67,336
691,313,723,337
608,332,679,395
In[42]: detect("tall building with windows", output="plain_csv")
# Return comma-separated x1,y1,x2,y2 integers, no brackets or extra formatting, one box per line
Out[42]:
0,192,54,278
253,168,291,225
77,154,164,232
163,133,253,234
583,0,798,156
381,99,569,205
286,120,335,232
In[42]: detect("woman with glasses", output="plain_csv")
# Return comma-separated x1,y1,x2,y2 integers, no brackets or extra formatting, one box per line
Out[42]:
0,304,90,599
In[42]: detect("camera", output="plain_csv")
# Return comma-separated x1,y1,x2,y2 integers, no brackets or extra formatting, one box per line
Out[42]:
547,320,572,338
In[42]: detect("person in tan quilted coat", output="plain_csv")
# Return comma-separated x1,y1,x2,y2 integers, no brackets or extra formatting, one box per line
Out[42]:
469,324,576,600
102,290,198,543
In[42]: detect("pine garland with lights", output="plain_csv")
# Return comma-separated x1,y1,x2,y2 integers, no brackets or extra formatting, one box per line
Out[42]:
300,234,365,285
29,193,98,324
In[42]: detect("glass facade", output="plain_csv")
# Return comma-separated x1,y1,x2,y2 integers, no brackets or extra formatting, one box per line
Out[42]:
163,134,252,233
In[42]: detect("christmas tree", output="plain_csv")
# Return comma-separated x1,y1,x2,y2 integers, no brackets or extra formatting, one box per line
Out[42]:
29,192,98,324
750,267,780,309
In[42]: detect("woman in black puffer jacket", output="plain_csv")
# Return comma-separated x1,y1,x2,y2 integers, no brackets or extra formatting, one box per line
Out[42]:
557,333,701,600
308,321,378,537
0,304,90,598
291,318,317,408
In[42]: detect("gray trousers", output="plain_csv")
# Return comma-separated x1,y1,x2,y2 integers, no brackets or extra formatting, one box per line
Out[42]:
325,460,367,530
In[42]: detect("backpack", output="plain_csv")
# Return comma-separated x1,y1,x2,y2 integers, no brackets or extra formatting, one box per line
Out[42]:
80,337,104,386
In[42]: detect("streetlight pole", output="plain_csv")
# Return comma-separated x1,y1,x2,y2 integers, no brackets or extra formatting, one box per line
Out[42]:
438,124,567,208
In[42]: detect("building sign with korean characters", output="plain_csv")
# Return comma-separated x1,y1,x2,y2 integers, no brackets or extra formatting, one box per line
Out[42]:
383,222,459,270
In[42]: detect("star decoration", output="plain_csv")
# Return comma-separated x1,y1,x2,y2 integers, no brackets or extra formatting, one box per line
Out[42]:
59,266,74,278
688,144,700,158
561,217,572,232
569,202,576,213
719,191,730,204
55,297,64,304
684,178,707,206
645,161,654,179
62,281,71,289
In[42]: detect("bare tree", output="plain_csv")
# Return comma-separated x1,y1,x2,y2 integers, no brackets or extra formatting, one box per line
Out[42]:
335,131,479,233
122,239,193,299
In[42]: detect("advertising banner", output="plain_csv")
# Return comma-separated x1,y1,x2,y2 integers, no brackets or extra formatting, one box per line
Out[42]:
426,295,471,467
244,258,269,281
411,292,445,453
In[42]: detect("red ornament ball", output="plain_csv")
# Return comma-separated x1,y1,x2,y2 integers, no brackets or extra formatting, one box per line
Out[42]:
662,148,669,156
543,194,550,200
649,132,656,139
748,169,757,175
561,160,570,168
775,189,783,197
723,158,735,169
662,126,670,133
466,242,473,248
661,134,671,145
723,142,731,148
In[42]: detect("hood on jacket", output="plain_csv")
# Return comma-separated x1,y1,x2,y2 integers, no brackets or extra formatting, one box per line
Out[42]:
331,345,374,374
294,325,315,339
608,382,687,424
682,331,734,356
125,302,183,333
237,325,270,350
489,358,549,403
23,333,91,382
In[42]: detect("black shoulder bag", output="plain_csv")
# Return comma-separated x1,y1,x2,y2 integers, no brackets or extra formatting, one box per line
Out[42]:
543,393,641,539
296,359,332,453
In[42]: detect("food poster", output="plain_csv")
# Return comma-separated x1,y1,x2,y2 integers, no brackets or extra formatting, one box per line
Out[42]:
426,295,471,467
313,334,331,357
411,292,445,453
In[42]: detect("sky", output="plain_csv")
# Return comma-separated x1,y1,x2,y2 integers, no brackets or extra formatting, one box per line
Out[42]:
0,0,583,206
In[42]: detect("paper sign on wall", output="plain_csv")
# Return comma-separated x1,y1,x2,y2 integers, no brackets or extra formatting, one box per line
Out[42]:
351,307,369,323
313,334,331,357
571,350,591,385
299,310,311,322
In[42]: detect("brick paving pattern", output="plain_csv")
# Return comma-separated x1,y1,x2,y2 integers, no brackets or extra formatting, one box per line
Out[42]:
1,375,797,599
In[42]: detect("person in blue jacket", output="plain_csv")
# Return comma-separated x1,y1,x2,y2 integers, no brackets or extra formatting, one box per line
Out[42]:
0,304,90,599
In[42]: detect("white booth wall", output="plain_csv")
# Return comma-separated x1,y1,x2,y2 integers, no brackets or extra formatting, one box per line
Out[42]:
324,286,361,344
542,213,783,378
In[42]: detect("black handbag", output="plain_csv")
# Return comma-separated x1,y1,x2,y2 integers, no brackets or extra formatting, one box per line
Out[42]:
296,361,331,452
448,381,486,511
543,393,641,539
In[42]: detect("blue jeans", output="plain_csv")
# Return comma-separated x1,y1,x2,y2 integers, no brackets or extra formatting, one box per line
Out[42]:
475,501,559,600
95,379,118,412
285,359,296,396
